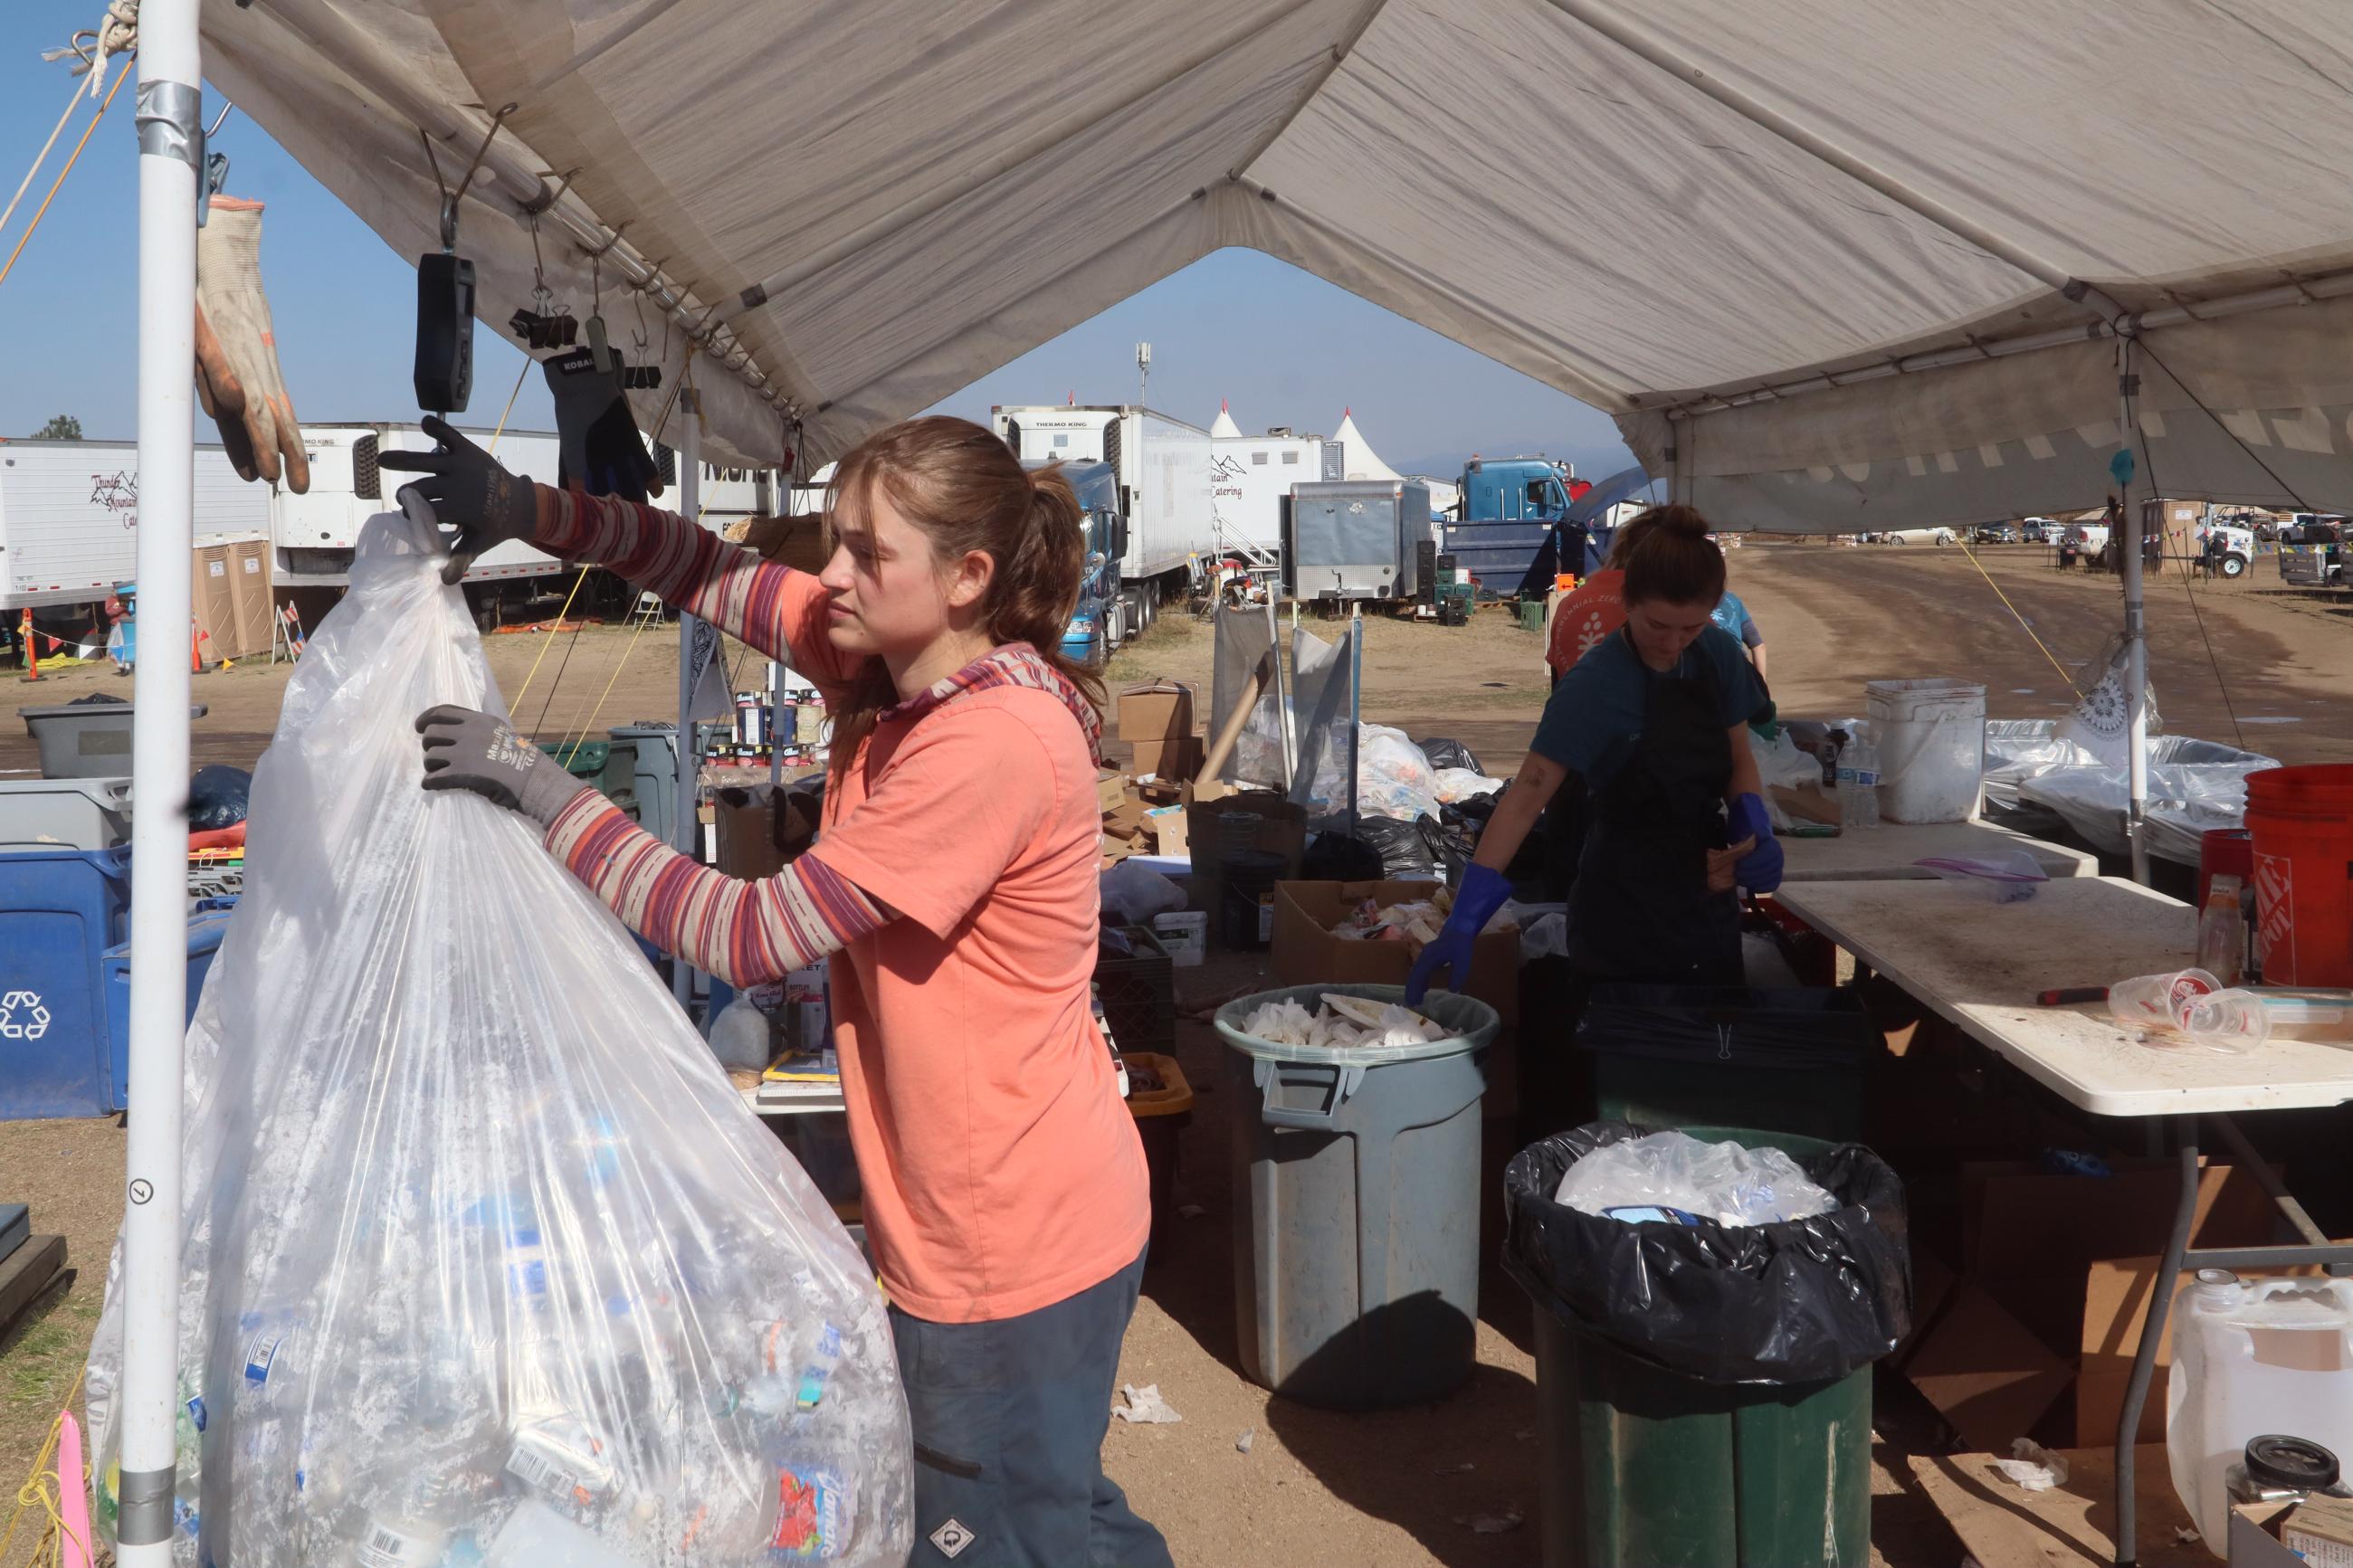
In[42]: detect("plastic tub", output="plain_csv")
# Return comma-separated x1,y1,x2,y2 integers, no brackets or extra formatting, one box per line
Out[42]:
1215,983,1500,1409
100,908,233,1113
19,702,208,780
1151,910,1207,967
0,776,132,851
2246,765,2353,984
1864,679,1985,822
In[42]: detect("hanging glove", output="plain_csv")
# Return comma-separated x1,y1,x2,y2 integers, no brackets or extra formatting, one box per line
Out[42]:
415,705,593,827
1405,862,1513,1005
1728,792,1785,894
195,196,310,491
379,415,543,584
545,346,662,502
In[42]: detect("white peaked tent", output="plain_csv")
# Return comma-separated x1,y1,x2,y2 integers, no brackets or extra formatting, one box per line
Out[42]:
1331,409,1401,483
1210,400,1242,438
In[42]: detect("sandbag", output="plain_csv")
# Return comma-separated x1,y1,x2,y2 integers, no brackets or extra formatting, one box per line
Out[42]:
84,505,910,1566
1503,1120,1910,1385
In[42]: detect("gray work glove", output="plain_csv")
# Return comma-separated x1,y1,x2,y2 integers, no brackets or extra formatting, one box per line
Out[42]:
415,704,591,827
380,414,542,584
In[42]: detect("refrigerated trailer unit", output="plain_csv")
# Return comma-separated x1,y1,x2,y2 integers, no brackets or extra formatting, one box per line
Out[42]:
0,439,271,610
274,423,567,586
991,404,1217,637
1286,480,1429,602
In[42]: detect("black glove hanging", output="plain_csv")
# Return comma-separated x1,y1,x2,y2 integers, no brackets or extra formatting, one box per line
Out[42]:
544,346,662,501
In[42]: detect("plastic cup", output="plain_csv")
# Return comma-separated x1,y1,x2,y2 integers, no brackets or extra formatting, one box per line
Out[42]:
2179,990,2271,1051
2109,968,2222,1030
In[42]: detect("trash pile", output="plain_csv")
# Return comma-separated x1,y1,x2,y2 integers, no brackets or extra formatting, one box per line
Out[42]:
1330,893,1447,947
1240,993,1448,1051
1552,1129,1841,1227
84,508,910,1568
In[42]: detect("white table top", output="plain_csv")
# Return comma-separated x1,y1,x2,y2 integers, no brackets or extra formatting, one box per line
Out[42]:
1779,819,2098,882
1773,876,2353,1117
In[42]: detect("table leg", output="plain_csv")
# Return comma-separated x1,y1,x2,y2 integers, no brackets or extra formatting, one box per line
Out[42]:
2114,1115,2198,1568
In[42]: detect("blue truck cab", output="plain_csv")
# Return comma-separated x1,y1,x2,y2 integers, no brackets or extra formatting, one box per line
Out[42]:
1031,460,1126,665
1459,458,1573,522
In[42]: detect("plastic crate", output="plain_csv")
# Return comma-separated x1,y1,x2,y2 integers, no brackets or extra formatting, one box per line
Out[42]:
1095,925,1175,1054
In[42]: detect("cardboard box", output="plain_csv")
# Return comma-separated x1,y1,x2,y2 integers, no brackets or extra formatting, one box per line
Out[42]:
1272,878,1520,1025
1097,770,1130,815
2286,1497,2353,1568
2077,1249,2338,1447
227,537,272,657
1965,1157,2281,1354
1900,1279,2072,1450
712,784,817,879
1145,805,1187,857
1119,682,1197,779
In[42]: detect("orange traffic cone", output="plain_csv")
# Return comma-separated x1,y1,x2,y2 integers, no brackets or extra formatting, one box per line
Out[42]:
17,609,37,681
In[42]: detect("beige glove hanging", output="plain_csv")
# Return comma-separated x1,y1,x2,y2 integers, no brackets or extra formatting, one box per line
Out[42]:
195,195,309,491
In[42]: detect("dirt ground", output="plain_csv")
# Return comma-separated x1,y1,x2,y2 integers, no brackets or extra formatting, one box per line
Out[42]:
5,540,2352,1565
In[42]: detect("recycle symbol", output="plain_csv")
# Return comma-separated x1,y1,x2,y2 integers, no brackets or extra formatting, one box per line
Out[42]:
0,990,51,1041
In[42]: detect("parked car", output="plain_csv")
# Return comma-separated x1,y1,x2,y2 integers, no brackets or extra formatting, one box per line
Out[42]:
2063,521,2112,552
1971,522,2019,545
1876,527,1958,546
2021,517,2056,543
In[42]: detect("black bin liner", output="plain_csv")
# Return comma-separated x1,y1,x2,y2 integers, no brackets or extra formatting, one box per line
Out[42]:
1357,813,1435,879
1415,736,1484,774
188,764,253,831
1503,1119,1910,1385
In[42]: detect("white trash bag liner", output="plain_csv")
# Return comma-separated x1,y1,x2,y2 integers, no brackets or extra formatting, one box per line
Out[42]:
1553,1129,1840,1227
84,507,910,1566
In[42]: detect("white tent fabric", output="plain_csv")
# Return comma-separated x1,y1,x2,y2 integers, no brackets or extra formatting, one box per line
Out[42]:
1331,410,1401,483
203,0,2353,524
1209,401,1242,438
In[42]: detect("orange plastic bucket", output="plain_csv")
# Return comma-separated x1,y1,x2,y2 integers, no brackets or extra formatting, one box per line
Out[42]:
2245,765,2353,985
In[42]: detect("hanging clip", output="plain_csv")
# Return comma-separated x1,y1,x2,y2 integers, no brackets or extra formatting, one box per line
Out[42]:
508,213,578,348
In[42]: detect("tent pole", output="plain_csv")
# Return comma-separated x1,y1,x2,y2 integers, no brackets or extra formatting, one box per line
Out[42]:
673,390,704,1006
1546,0,2127,326
119,3,202,1563
2119,339,2151,886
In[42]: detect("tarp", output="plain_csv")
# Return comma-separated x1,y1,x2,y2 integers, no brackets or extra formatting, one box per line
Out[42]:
203,1,2353,526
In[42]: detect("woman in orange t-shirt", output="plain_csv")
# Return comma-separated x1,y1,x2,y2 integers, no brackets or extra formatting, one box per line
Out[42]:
386,415,1169,1568
1546,510,1671,679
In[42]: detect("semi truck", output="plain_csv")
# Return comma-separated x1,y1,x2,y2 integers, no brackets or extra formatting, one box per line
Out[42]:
1040,461,1125,665
1441,455,1582,594
991,404,1217,641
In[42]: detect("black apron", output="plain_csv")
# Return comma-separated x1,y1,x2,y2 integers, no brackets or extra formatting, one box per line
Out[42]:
1567,632,1743,987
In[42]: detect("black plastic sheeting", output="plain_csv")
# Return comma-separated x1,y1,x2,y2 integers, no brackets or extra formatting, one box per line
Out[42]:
1301,832,1386,883
188,765,253,831
1503,1120,1910,1386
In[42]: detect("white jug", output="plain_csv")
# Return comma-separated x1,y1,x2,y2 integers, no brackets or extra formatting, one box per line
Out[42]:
2166,1268,2353,1556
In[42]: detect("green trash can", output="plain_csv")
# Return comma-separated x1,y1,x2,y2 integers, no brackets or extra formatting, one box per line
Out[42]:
1505,1123,1910,1568
1216,984,1500,1410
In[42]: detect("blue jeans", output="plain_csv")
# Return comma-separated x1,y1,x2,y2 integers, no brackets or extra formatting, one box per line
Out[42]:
891,1248,1172,1567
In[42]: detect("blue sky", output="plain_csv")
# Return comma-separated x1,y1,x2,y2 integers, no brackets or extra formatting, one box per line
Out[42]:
0,8,1635,480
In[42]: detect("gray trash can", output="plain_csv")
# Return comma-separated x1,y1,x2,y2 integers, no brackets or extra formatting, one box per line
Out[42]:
609,721,681,841
1215,983,1500,1410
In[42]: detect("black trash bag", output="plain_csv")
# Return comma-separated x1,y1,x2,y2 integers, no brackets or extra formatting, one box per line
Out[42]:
69,691,129,706
1301,832,1385,883
1415,736,1484,774
1503,1119,1910,1385
188,764,253,831
1416,812,1478,884
1356,813,1434,879
1575,985,1875,1075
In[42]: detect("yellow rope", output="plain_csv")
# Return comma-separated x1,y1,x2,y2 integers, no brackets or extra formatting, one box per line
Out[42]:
484,356,531,455
2,1364,90,1568
1958,539,2085,698
0,66,128,293
508,566,592,712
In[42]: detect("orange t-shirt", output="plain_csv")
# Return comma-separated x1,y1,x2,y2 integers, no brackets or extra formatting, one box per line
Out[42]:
1546,568,1628,678
812,663,1150,1326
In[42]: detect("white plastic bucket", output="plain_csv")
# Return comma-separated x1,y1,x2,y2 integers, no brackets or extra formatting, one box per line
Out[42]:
1864,679,1986,823
1152,910,1208,968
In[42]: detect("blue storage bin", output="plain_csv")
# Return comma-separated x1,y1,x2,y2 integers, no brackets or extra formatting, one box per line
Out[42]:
0,848,131,1119
102,908,234,1114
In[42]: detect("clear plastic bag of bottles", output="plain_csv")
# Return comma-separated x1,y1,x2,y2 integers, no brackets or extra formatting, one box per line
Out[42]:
83,503,910,1566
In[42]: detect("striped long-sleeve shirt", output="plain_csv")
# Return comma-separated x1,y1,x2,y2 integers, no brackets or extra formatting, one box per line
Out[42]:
530,484,885,986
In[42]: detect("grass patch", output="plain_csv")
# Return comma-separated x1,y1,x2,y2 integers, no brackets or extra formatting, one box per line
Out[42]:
2,1284,98,1416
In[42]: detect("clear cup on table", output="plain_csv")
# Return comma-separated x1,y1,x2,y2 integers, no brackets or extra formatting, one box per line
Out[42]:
2108,968,2222,1031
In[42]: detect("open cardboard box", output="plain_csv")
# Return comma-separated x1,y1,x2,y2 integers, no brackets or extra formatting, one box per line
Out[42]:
712,783,819,879
1272,878,1521,1025
1118,681,1199,781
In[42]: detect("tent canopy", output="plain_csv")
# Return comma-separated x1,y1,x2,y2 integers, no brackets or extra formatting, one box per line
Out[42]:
205,0,2353,529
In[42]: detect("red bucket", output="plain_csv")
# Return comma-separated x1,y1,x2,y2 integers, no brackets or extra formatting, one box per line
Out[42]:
2197,828,2253,913
2245,766,2353,985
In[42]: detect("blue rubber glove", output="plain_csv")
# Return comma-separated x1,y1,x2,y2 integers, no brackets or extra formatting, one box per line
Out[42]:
1729,792,1784,894
1405,863,1513,1004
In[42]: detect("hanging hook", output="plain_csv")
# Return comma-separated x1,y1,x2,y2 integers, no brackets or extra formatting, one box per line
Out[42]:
519,166,579,218
419,102,516,254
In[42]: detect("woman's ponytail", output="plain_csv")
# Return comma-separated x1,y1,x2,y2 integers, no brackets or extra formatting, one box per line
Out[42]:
999,464,1107,712
1620,504,1727,608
